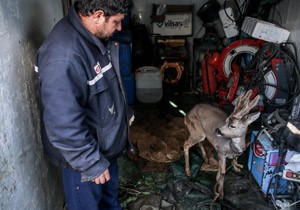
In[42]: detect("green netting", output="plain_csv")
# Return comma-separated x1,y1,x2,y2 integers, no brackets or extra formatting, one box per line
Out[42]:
118,154,221,210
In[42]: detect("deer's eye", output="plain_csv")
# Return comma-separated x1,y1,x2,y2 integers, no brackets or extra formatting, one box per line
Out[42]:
230,125,236,128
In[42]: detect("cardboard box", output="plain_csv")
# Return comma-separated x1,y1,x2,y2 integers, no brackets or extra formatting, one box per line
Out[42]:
151,4,193,36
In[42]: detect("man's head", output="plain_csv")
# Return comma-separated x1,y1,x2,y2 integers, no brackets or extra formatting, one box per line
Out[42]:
76,0,133,39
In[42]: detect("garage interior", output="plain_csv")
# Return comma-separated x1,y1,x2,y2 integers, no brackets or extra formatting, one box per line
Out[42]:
1,0,300,209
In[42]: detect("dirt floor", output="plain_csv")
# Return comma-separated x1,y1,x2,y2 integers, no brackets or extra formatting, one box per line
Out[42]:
118,91,277,210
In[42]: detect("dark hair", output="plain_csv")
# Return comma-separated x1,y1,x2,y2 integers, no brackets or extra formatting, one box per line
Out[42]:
75,0,133,17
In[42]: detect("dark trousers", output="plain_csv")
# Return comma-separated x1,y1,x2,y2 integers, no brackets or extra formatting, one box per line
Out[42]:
62,159,122,210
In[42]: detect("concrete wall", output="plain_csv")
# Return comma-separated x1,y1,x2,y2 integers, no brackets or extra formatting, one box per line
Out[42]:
0,0,65,209
277,0,300,61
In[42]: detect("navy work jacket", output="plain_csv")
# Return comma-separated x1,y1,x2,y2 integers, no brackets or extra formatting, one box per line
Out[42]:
35,5,133,182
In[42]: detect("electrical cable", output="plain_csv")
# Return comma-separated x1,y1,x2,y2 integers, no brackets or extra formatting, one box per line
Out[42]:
246,42,300,109
224,0,243,23
266,172,283,201
195,25,204,38
234,0,243,17
270,193,280,210
286,199,300,208
281,42,300,104
239,0,249,15
272,139,286,199
271,7,283,26
264,119,288,199
224,0,236,22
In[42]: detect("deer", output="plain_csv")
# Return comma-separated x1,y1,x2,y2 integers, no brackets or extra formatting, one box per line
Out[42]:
183,90,260,200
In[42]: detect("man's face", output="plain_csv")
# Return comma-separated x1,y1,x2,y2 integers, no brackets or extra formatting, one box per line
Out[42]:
94,13,124,39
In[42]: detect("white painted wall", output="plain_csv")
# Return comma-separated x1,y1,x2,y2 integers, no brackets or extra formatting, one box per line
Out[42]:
132,0,209,36
0,0,65,209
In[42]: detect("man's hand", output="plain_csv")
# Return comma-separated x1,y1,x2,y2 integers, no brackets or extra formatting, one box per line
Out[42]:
93,169,110,184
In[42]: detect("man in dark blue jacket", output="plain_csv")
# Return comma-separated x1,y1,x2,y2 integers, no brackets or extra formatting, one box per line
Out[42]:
35,0,134,209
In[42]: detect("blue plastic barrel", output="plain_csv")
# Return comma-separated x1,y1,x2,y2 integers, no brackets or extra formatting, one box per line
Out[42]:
122,76,135,104
119,43,132,76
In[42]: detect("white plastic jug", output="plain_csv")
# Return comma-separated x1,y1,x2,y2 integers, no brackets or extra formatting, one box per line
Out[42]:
135,66,163,103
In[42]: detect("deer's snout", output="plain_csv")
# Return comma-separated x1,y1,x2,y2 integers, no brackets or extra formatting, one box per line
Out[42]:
216,128,223,136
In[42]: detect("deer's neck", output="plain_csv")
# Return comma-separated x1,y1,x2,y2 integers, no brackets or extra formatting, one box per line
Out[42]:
231,137,246,154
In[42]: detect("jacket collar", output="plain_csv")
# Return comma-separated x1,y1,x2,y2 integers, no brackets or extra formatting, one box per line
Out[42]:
68,3,108,55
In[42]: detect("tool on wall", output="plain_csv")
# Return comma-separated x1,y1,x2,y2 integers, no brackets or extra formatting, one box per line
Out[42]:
153,37,188,90
160,61,184,84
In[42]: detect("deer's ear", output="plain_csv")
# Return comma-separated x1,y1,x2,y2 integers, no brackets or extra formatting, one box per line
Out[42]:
245,112,260,124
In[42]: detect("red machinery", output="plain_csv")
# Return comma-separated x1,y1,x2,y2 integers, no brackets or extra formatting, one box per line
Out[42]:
201,39,296,112
201,39,263,105
201,52,219,95
216,39,263,81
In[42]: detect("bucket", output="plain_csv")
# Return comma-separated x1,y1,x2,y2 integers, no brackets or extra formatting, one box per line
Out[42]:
135,66,163,103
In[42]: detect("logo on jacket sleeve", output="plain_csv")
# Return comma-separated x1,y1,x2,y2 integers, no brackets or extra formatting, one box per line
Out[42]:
94,62,102,74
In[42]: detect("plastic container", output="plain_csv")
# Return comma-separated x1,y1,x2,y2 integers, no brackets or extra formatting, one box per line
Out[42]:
122,76,135,104
135,66,163,103
119,43,132,76
241,16,290,43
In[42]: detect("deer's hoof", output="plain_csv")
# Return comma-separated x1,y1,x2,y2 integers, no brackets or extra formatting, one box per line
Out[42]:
213,192,223,202
200,163,219,172
233,167,241,173
233,164,243,173
215,191,224,200
185,170,191,177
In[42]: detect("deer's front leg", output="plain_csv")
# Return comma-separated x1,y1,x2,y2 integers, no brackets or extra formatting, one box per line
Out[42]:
215,154,226,200
232,156,243,172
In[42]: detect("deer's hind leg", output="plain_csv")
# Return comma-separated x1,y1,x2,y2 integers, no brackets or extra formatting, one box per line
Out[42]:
200,141,219,171
199,141,209,164
184,116,206,177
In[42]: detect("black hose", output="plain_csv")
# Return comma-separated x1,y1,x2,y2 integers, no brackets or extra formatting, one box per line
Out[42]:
246,42,300,108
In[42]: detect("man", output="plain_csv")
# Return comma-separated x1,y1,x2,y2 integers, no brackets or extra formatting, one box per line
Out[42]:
35,0,134,209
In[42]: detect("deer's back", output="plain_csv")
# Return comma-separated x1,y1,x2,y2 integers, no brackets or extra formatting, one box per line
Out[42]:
185,103,228,138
